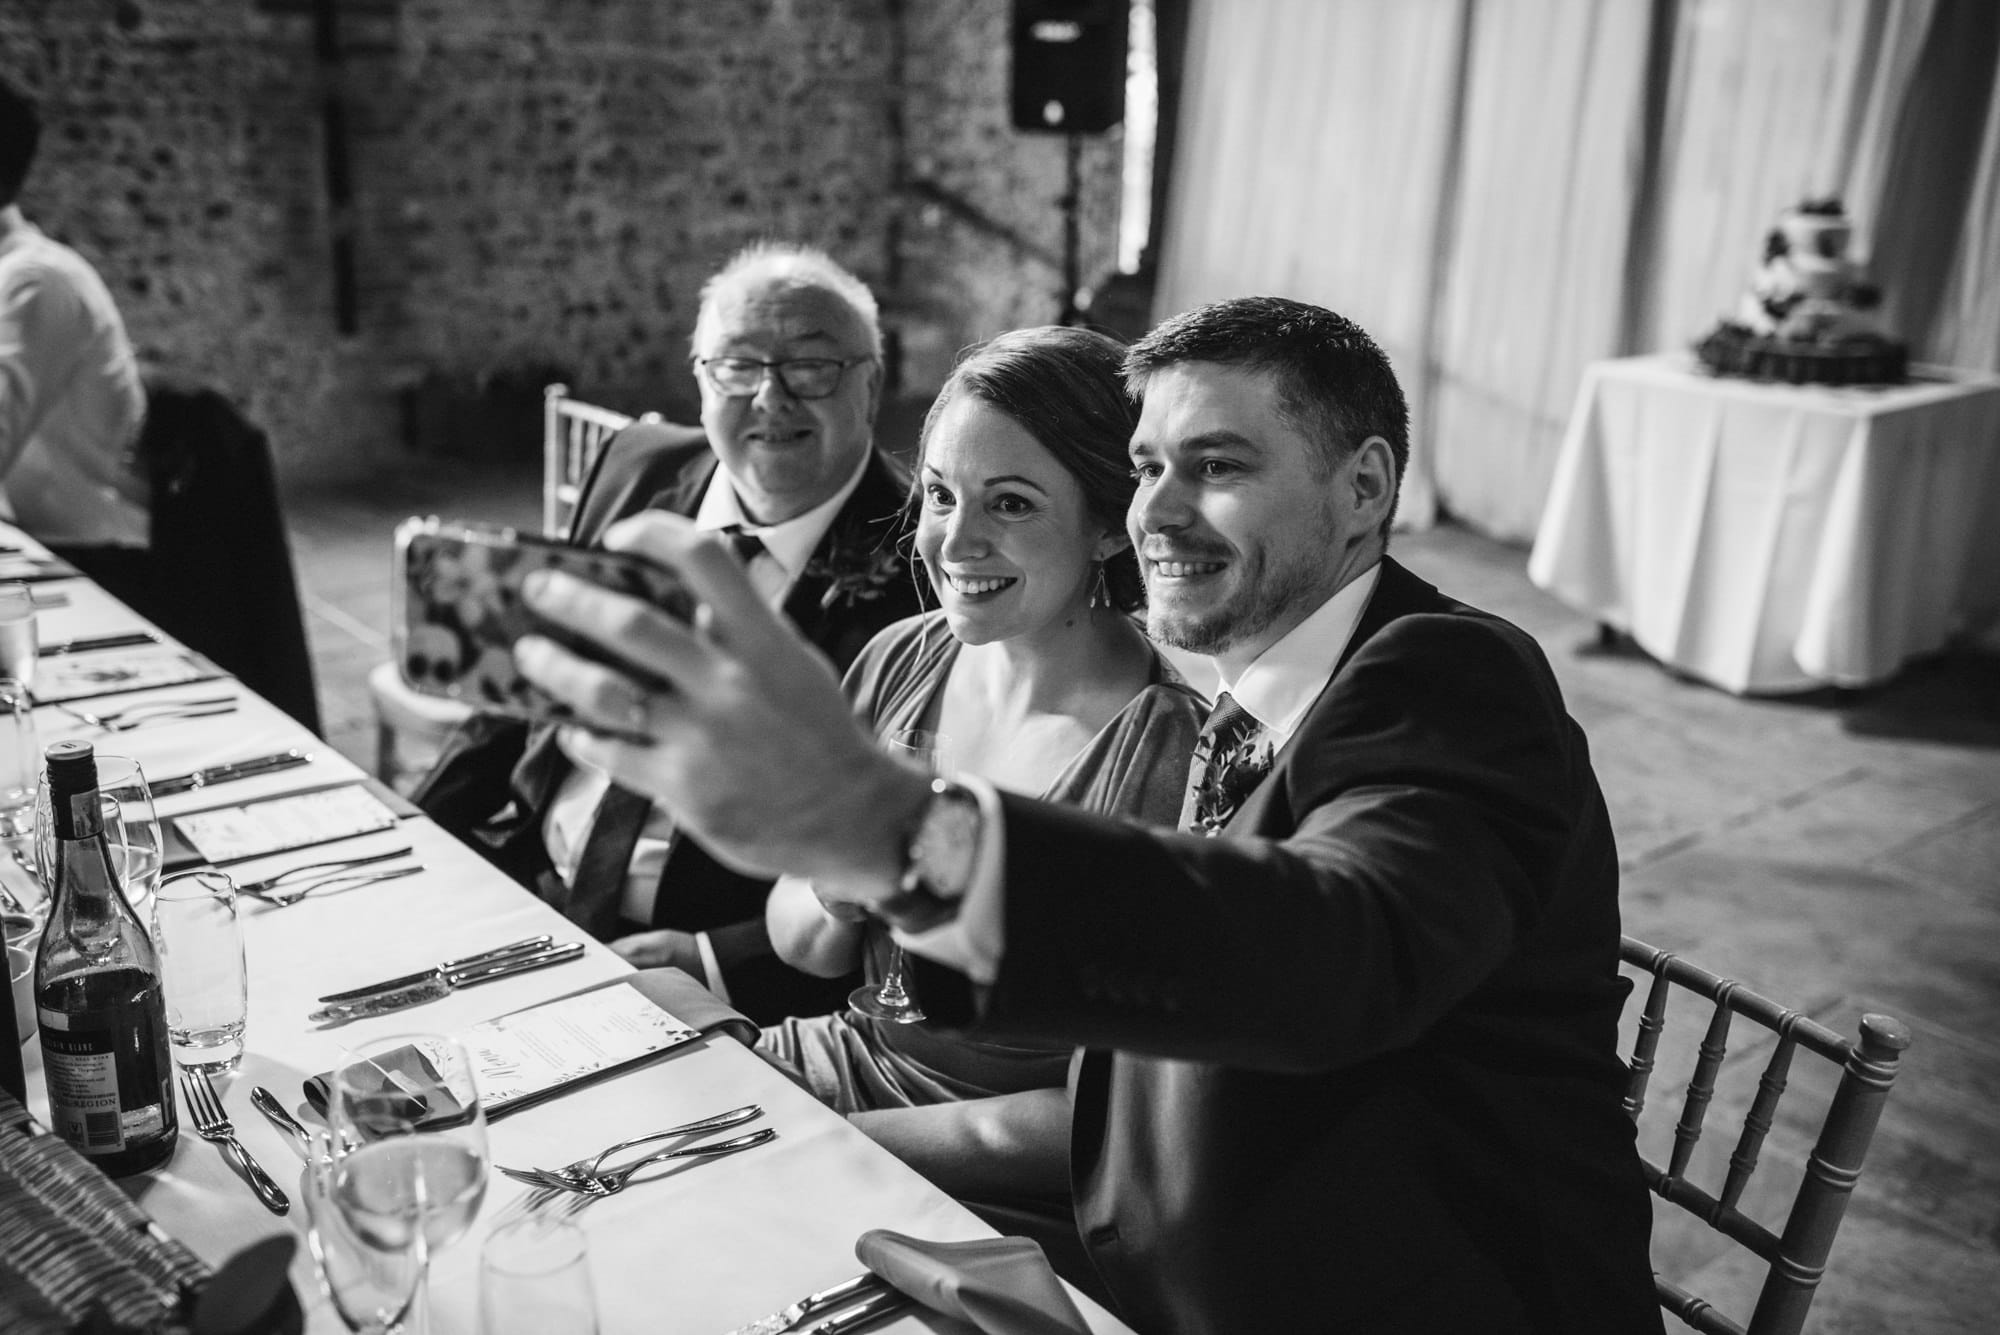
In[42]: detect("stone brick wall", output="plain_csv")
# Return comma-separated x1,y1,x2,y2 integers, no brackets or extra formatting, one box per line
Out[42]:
0,0,1125,479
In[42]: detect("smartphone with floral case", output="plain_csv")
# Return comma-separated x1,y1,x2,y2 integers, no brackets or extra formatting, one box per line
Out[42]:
392,517,694,730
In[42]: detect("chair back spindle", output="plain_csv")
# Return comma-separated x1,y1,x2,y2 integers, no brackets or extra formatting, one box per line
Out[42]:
1619,936,1910,1335
544,383,658,539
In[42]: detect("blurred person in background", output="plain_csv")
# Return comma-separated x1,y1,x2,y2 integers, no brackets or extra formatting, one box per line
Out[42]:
0,74,147,589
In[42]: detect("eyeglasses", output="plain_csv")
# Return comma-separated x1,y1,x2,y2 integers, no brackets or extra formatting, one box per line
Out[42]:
695,356,871,401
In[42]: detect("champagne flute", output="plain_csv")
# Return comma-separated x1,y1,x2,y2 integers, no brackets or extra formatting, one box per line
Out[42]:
304,1131,427,1335
848,728,950,1024
0,582,36,692
326,1033,491,1332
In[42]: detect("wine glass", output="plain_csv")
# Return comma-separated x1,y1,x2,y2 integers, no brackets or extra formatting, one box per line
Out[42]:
848,728,950,1024
326,1033,491,1331
0,678,35,843
304,1130,428,1334
0,582,36,693
36,753,160,923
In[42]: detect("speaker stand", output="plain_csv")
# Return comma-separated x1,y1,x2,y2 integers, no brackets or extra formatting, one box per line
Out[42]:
1059,132,1083,326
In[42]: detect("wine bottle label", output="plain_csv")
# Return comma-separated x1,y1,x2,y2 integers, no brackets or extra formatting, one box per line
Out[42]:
38,1012,169,1154
61,789,103,839
41,1021,129,1151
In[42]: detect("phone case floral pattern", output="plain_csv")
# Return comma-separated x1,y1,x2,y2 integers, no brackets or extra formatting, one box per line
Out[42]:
395,518,693,721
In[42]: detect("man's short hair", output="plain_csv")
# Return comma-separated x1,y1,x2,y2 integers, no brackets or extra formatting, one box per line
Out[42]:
1124,295,1410,531
692,241,883,360
0,76,41,206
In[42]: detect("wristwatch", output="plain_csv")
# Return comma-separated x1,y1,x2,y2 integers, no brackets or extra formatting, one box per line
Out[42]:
886,776,982,932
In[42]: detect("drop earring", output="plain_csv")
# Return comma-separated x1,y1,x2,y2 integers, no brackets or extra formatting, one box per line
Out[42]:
1088,561,1109,610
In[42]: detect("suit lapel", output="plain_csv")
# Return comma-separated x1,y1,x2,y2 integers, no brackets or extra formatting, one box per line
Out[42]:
647,453,717,522
1335,556,1440,673
781,452,915,641
1222,558,1442,836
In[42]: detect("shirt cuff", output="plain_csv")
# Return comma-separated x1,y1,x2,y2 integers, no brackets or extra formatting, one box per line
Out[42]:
694,930,731,1005
894,773,1004,986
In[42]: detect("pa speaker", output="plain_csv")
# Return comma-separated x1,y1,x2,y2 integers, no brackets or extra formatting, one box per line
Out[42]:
1011,0,1129,134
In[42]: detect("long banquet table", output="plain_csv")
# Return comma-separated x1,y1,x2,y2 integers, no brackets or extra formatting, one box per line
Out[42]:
4,522,1132,1335
1527,353,2000,694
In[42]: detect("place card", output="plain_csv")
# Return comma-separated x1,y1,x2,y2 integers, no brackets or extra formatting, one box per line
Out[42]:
303,985,700,1122
30,645,225,705
170,785,401,867
463,984,700,1116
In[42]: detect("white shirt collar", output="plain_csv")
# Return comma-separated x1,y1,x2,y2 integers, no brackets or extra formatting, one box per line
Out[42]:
1216,562,1383,747
694,447,873,586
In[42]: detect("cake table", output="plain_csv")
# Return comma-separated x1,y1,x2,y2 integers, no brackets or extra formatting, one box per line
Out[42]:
1528,354,2000,694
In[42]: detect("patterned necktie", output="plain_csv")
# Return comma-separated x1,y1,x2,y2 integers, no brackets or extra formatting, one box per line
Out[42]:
563,783,655,938
1179,692,1272,835
721,524,766,564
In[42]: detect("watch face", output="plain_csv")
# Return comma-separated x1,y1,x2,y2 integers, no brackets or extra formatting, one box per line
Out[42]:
912,782,981,900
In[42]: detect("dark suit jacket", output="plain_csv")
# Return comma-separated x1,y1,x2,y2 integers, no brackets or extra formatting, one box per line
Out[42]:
414,422,925,1023
918,558,1663,1334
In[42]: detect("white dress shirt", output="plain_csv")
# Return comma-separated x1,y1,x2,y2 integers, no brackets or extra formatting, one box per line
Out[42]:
0,208,146,547
544,449,871,986
902,562,1384,984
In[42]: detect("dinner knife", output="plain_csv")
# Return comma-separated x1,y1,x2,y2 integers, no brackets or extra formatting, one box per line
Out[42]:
314,935,558,1004
250,1085,314,1156
307,943,587,1023
797,1290,911,1335
720,1274,893,1335
151,749,313,797
37,630,160,657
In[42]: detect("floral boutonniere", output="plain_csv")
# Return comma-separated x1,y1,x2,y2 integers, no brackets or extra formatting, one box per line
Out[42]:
803,531,905,610
1192,730,1274,836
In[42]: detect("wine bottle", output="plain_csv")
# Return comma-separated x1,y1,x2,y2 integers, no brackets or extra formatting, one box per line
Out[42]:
33,739,177,1175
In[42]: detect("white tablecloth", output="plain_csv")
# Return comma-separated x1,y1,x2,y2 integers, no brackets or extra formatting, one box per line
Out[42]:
5,527,1131,1335
1527,354,2000,693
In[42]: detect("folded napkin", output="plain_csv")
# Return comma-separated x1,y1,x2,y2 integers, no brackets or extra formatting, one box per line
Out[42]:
855,1230,1091,1335
302,1041,476,1129
623,966,759,1047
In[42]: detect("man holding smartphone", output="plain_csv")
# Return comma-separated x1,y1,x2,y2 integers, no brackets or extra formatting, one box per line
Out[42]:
513,297,1663,1334
414,241,925,1025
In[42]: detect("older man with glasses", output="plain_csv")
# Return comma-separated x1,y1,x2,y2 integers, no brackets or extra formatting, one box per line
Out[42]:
414,241,926,1024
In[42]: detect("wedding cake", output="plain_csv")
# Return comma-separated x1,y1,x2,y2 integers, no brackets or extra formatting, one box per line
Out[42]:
1695,197,1907,385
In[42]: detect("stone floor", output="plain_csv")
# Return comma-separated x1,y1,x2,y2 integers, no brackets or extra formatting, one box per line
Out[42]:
280,457,2000,1333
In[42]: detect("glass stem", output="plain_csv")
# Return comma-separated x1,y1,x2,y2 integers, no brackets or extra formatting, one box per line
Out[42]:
877,947,912,1005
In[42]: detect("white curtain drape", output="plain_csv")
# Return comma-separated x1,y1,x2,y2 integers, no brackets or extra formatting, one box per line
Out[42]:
1157,0,1470,526
1155,0,1998,541
1427,1,1654,539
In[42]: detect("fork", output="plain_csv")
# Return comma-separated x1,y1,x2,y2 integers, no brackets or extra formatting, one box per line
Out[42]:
54,694,235,729
515,1129,777,1197
104,702,239,732
236,846,414,898
242,864,424,908
178,1067,290,1215
494,1104,764,1193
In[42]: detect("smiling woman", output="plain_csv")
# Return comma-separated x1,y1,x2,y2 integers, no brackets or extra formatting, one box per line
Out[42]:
757,326,1204,1281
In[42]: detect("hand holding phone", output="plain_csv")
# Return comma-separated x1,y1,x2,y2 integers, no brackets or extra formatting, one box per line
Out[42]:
394,517,695,728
